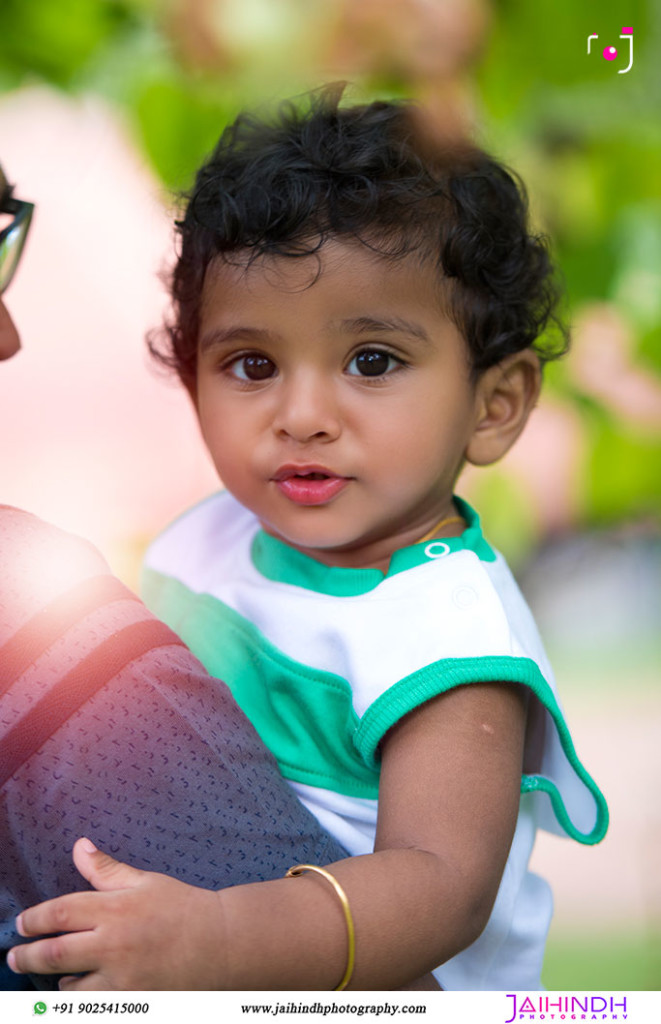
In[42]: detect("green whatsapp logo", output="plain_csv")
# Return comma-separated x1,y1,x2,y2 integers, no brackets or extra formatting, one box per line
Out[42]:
33,1003,47,1016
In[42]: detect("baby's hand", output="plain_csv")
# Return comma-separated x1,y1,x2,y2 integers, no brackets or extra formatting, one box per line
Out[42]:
8,838,227,990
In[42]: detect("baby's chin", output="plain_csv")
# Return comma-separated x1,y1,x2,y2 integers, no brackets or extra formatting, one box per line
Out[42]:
261,522,402,572
260,522,356,556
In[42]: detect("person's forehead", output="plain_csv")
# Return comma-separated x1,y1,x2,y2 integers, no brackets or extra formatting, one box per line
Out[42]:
205,238,440,297
200,238,453,348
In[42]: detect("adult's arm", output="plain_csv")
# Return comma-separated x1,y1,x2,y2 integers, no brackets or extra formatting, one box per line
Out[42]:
0,507,347,989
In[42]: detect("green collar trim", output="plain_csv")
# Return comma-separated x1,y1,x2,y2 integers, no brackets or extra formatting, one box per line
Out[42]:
251,497,496,595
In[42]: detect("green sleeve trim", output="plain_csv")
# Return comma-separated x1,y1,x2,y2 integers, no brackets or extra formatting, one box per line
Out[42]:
519,774,606,846
355,655,609,846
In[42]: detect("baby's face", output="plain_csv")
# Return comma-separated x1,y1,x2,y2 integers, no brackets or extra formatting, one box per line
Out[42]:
195,238,483,570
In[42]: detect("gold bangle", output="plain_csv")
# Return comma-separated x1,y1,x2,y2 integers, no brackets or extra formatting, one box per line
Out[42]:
285,864,356,991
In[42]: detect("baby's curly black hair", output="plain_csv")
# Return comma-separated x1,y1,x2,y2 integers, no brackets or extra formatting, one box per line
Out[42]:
152,86,567,387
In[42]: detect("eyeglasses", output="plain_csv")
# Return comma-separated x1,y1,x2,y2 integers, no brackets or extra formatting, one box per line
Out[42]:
0,186,34,294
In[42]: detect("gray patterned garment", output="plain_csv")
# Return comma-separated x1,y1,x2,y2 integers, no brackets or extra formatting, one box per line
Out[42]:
0,506,347,990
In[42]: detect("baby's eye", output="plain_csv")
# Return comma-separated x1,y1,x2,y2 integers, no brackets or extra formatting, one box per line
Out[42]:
228,353,277,381
346,349,401,377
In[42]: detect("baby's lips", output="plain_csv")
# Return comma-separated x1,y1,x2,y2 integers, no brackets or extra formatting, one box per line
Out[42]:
273,463,343,482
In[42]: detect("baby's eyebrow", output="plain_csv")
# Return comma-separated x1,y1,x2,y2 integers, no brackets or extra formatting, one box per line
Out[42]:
198,326,277,353
337,316,430,343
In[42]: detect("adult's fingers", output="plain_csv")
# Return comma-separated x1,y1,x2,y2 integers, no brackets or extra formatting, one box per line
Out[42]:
8,930,100,977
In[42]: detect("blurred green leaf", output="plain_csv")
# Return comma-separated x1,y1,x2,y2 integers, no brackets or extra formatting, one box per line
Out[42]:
588,421,661,523
0,0,139,87
134,75,237,191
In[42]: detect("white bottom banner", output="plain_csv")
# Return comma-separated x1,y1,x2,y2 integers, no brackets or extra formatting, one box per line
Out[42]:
1,990,656,1024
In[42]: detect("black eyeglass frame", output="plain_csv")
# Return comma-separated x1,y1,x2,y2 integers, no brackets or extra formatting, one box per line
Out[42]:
0,187,35,294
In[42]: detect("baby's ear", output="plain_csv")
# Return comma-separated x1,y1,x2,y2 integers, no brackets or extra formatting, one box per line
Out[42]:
465,349,541,467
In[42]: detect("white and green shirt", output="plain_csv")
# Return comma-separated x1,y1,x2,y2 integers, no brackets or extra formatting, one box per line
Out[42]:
143,491,608,990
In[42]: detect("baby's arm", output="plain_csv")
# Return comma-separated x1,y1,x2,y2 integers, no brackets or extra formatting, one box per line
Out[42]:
9,681,525,990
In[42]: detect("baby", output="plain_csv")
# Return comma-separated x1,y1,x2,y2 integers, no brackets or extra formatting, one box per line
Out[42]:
9,88,608,991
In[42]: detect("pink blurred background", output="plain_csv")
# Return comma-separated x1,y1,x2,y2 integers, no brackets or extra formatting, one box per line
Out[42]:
1,86,217,584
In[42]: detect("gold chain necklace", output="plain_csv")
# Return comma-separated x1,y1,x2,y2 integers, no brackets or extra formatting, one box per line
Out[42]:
417,514,465,544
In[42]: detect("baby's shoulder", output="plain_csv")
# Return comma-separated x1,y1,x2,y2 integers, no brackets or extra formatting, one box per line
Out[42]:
144,491,257,583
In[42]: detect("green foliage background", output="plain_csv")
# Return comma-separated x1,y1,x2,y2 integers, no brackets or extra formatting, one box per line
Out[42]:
476,0,661,545
1,0,659,992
